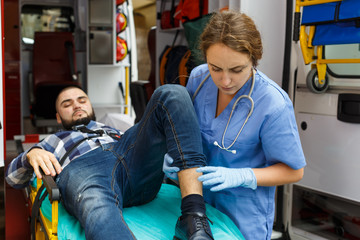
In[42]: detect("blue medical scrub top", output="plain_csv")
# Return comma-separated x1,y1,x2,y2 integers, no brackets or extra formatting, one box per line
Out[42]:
186,64,306,240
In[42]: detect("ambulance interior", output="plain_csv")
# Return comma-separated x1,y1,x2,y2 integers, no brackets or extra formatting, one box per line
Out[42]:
1,0,360,239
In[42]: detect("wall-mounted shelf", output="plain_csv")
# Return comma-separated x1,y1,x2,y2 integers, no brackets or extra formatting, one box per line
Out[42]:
87,0,137,119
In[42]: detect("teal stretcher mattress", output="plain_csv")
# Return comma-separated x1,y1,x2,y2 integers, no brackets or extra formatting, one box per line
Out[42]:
38,183,244,239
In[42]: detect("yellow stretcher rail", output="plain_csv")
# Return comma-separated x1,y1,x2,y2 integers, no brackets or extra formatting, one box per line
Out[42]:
125,66,129,114
31,178,59,240
296,0,341,10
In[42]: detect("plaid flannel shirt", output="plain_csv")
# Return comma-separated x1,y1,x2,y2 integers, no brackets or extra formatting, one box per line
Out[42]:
5,121,121,189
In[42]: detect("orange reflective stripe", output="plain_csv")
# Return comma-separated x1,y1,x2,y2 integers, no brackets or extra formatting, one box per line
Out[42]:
178,50,192,86
159,47,173,85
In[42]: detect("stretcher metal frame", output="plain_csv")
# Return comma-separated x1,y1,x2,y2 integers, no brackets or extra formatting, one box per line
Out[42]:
294,0,360,93
14,135,60,240
30,176,60,240
26,128,107,239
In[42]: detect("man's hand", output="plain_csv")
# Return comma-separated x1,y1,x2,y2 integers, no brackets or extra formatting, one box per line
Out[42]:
26,148,62,179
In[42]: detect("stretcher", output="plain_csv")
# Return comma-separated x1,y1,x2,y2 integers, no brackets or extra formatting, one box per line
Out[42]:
14,135,244,239
30,181,244,239
294,0,360,93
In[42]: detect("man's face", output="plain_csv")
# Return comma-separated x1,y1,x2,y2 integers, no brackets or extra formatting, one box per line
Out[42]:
56,87,95,130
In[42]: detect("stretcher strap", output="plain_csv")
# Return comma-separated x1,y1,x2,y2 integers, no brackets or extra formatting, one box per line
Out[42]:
31,184,47,239
58,135,98,166
60,125,120,166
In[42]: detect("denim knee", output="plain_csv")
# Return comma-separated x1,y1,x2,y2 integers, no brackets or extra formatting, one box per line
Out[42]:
153,84,191,103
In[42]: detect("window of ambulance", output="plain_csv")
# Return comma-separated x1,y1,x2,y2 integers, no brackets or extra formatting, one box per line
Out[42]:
325,44,360,77
21,5,74,45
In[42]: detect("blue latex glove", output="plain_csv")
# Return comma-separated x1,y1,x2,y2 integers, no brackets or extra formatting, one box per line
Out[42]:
197,166,257,192
162,153,180,180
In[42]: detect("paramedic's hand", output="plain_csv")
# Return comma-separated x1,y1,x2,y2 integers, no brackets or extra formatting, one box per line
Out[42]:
162,153,180,180
197,166,257,191
26,148,62,179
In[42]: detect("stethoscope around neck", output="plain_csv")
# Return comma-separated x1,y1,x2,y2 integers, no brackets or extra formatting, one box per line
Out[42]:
192,68,256,154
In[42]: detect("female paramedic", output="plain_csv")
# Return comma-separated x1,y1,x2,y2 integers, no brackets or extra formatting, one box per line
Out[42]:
164,10,306,240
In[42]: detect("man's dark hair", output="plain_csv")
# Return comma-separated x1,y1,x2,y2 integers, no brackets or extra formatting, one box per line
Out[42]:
55,85,84,111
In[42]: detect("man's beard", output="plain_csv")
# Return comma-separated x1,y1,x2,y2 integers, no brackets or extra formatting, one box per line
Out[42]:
61,111,96,130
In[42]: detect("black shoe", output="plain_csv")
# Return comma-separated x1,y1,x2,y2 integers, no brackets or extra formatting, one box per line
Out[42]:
174,212,214,240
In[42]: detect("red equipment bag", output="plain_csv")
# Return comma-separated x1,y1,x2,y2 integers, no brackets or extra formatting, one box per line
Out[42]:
160,0,180,29
174,0,209,23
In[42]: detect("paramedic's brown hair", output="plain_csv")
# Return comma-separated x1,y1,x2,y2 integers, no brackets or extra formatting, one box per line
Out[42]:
200,11,263,67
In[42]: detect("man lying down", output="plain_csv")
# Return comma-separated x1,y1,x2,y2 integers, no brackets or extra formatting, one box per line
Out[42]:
5,85,214,240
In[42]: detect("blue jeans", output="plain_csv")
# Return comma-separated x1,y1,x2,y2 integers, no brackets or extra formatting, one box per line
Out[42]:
56,85,206,240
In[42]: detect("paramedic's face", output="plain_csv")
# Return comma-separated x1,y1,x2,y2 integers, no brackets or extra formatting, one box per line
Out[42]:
56,88,95,130
206,43,253,97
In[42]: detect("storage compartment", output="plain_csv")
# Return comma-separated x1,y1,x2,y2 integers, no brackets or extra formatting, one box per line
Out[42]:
292,91,360,239
292,185,360,239
88,0,114,64
89,0,113,25
89,29,113,64
296,112,360,202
